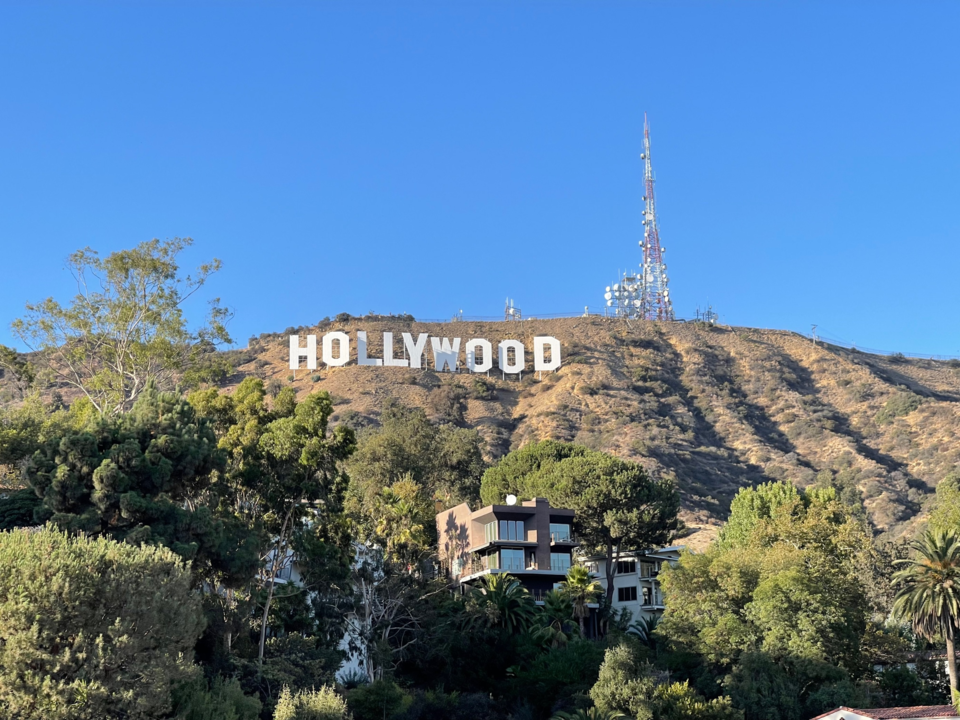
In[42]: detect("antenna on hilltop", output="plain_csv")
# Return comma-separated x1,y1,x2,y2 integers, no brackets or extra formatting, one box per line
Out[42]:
504,298,522,321
639,113,674,321
601,114,675,321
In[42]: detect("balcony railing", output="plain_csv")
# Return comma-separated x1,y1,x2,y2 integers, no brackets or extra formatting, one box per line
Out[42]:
444,555,577,578
550,532,578,544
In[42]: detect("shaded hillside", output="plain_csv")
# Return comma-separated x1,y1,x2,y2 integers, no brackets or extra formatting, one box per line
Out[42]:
9,316,959,547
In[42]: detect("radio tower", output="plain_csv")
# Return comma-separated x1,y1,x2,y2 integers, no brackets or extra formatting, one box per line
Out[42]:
639,114,674,321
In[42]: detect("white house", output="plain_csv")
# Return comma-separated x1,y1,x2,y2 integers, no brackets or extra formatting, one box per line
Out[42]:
581,546,682,623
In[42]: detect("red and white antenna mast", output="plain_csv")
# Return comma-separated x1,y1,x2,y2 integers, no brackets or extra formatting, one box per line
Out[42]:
639,114,674,321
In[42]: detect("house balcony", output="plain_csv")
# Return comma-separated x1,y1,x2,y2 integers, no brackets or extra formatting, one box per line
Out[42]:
550,532,579,546
467,539,537,554
448,555,574,583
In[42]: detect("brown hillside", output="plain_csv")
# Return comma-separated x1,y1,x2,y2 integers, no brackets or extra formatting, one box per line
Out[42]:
225,317,960,547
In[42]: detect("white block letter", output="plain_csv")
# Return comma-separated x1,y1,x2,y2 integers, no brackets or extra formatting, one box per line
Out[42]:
431,337,461,372
498,340,525,374
382,332,409,367
357,331,382,366
289,335,317,370
402,333,429,369
534,336,561,372
322,331,350,367
465,339,493,373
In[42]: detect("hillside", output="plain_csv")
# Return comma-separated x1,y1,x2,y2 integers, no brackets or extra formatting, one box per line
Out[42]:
212,316,959,548
7,316,958,548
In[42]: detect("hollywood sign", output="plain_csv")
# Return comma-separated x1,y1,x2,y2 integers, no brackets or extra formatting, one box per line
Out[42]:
289,332,561,373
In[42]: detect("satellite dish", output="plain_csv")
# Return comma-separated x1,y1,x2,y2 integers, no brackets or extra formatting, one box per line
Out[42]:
506,494,517,506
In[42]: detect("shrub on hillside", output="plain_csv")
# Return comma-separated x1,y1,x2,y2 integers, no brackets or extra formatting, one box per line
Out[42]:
347,680,409,720
427,384,467,425
0,527,204,719
875,392,922,424
173,676,262,720
274,685,350,720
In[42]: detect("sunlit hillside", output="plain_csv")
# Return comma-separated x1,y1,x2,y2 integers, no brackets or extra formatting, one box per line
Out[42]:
199,316,958,547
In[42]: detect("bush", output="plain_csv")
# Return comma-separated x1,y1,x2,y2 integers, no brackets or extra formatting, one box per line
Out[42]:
267,379,283,397
311,373,322,383
335,313,353,324
348,680,409,720
427,384,467,425
0,527,204,719
173,676,262,720
875,392,922,424
471,377,496,400
274,685,350,720
0,488,41,530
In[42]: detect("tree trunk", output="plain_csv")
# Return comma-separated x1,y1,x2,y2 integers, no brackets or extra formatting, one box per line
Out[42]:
947,634,958,697
605,541,616,605
258,504,297,668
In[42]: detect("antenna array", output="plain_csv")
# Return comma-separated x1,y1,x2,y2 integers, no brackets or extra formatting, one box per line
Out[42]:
638,114,674,321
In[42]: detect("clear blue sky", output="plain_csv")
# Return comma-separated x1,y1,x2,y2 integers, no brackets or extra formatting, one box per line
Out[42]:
2,2,958,355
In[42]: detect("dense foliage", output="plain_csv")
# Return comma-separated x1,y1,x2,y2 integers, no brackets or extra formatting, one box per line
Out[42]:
0,527,204,719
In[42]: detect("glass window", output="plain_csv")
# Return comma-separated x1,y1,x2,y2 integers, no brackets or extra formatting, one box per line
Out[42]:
500,549,524,572
484,522,496,543
551,552,571,573
549,523,571,542
498,520,524,541
642,586,651,605
616,560,637,575
640,562,654,578
618,586,638,603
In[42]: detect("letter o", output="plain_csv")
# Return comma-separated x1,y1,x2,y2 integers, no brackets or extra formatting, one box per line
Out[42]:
498,340,525,374
322,331,350,367
466,339,493,373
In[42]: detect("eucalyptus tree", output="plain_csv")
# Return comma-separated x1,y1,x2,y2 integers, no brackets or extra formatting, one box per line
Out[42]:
13,238,231,414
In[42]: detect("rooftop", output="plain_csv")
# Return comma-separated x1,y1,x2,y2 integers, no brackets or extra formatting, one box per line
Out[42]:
812,706,959,720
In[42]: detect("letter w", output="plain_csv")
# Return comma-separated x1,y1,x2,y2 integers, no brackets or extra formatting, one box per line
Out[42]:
430,337,461,372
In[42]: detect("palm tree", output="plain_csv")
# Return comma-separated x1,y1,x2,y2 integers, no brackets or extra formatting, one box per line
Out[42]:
535,589,579,648
893,528,960,697
560,565,602,636
628,613,661,654
551,708,626,720
475,572,538,634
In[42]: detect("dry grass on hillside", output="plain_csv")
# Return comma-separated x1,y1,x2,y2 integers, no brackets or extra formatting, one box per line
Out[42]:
8,316,959,539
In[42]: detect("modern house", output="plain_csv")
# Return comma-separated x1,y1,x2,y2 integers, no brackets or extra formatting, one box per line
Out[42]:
582,547,682,623
811,707,960,720
436,496,579,600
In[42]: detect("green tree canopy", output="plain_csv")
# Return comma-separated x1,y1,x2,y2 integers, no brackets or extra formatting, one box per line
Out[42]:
0,526,204,719
657,482,872,720
928,472,960,535
12,238,231,414
347,400,486,513
24,384,259,586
